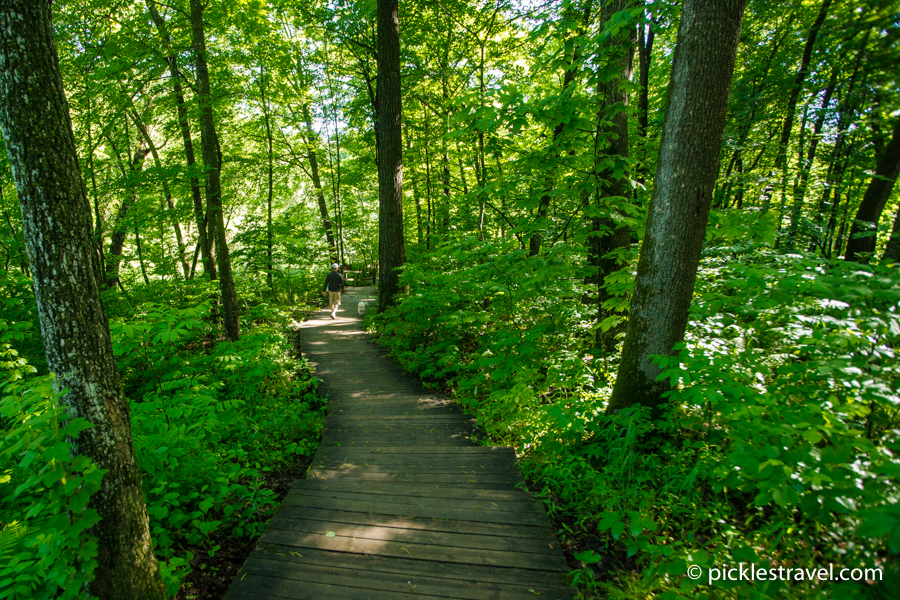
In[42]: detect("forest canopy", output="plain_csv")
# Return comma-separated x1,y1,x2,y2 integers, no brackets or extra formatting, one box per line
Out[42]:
0,0,899,598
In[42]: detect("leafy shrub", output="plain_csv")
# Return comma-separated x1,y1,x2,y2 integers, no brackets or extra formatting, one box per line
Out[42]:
1,284,323,598
0,325,102,600
109,298,323,592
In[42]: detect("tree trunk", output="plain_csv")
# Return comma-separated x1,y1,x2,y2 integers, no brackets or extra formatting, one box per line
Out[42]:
300,104,338,263
530,0,594,256
135,228,150,285
146,0,215,280
636,6,655,185
844,116,900,262
106,143,150,289
405,131,424,245
0,2,165,598
259,65,274,292
881,203,900,263
763,0,833,212
86,92,105,278
606,0,746,414
637,10,654,142
130,109,190,278
190,0,239,340
376,0,405,309
592,0,634,353
422,115,434,250
788,64,839,243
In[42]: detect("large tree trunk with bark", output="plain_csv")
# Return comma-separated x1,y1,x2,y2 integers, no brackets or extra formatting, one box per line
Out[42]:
844,116,900,262
190,0,239,340
146,0,215,280
606,0,746,414
376,0,406,310
0,2,166,598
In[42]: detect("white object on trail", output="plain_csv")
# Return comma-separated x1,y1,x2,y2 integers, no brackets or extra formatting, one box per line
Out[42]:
357,300,375,317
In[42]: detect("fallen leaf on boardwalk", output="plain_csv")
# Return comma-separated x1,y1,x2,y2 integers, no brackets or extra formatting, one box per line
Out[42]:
325,531,336,537
401,548,410,554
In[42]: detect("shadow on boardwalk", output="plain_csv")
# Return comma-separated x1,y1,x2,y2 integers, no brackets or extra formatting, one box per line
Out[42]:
224,287,574,600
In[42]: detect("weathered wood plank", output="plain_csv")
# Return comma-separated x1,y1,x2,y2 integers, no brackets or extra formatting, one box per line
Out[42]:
269,506,559,542
259,528,568,571
291,480,534,502
285,488,544,515
230,556,574,600
253,545,572,589
265,516,561,554
279,494,543,526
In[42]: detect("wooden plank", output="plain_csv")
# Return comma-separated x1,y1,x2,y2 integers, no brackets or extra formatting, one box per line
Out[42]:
266,515,561,555
311,451,513,464
309,455,516,470
291,480,534,502
279,494,543,526
307,467,521,480
270,506,558,542
312,446,514,456
317,441,476,450
305,471,523,486
323,424,473,435
225,574,440,600
286,488,544,515
253,545,572,589
327,415,474,424
320,434,475,445
259,528,567,571
233,555,574,600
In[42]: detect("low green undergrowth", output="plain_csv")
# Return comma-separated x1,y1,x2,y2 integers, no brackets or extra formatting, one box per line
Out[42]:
370,237,899,599
0,282,323,599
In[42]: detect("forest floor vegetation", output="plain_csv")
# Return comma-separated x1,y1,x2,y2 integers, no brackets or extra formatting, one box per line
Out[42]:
0,277,325,600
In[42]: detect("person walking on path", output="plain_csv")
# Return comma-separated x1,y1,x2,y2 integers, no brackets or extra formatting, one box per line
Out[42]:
323,263,345,319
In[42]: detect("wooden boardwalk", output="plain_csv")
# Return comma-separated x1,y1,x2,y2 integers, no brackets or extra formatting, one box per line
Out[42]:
225,287,574,600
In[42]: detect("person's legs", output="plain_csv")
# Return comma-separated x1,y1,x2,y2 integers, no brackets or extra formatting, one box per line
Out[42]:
329,291,341,317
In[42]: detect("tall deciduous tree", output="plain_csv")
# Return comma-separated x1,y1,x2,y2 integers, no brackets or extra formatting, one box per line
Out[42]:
592,0,634,353
0,1,165,598
190,0,240,340
844,116,900,262
607,0,746,414
146,0,216,280
376,0,405,309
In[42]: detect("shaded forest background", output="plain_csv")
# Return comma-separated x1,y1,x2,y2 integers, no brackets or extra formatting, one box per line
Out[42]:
1,0,899,598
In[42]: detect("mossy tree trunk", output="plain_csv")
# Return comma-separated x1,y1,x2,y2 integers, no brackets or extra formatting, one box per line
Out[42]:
606,0,746,415
0,1,166,598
